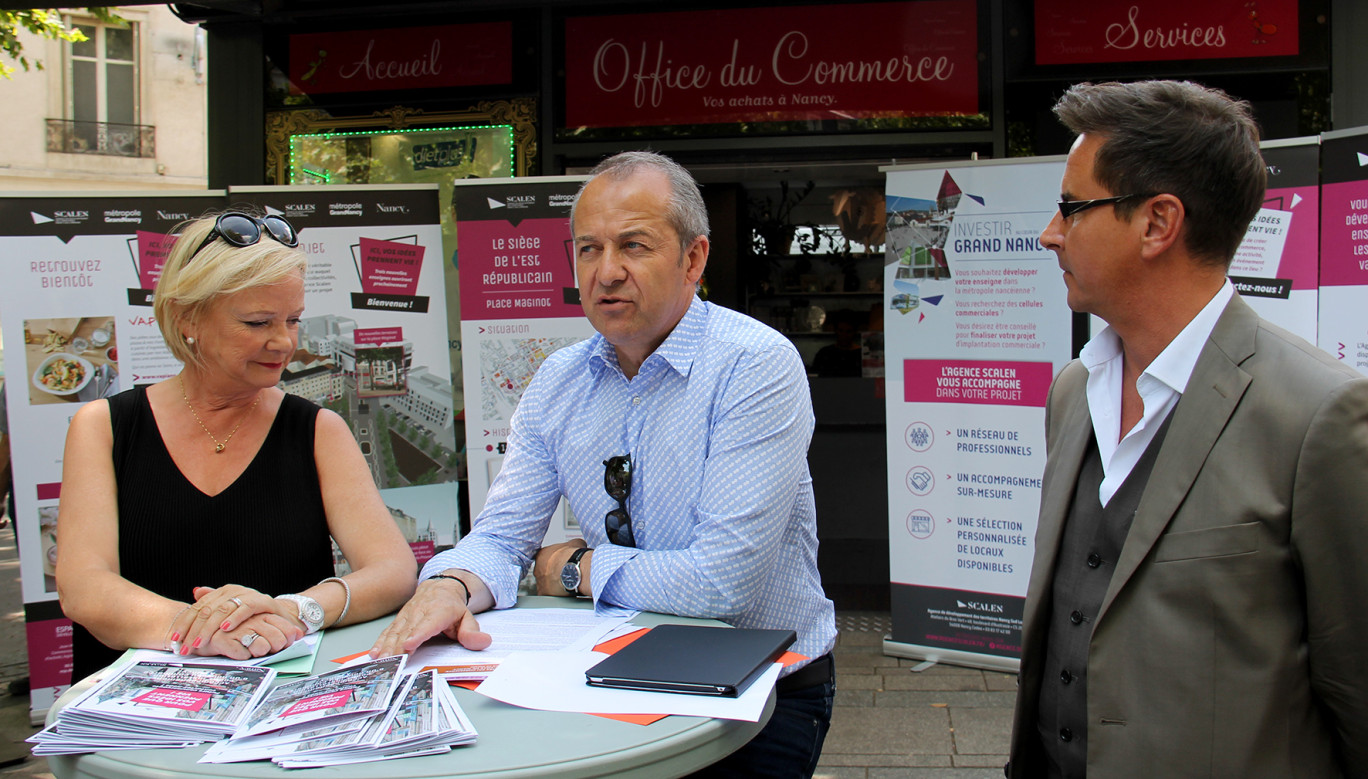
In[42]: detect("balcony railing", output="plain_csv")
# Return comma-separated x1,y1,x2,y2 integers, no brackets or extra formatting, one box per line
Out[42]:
46,118,155,158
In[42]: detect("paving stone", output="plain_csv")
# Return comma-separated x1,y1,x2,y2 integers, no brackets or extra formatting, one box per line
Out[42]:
839,630,889,648
823,706,953,755
820,753,952,767
813,767,869,779
983,672,1018,691
837,673,886,691
950,706,1015,756
883,670,987,692
898,660,985,674
876,690,1017,709
837,651,903,669
836,688,876,708
868,767,1005,779
952,754,1010,768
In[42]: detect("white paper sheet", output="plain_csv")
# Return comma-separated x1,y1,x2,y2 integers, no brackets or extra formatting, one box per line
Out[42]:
473,651,778,722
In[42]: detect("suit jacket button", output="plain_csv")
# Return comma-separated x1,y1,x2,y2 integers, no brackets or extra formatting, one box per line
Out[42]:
1059,728,1073,742
1060,669,1073,684
1086,553,1102,568
1069,610,1084,625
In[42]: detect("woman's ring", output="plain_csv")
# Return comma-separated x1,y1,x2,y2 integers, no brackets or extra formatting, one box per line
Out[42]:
239,633,258,648
230,597,243,607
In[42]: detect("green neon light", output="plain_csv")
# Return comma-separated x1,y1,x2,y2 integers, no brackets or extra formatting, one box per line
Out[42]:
287,124,515,185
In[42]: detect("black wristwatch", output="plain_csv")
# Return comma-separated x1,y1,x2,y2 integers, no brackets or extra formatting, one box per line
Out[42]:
560,547,590,596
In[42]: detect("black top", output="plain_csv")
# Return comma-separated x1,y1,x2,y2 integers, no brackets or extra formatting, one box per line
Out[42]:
69,386,335,681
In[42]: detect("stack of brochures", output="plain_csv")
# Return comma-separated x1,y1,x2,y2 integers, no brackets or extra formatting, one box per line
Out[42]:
202,668,477,767
30,660,277,755
32,656,478,766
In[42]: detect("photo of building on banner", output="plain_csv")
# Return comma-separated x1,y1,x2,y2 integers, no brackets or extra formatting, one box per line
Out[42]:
228,185,462,567
0,192,227,718
454,178,594,546
1318,126,1368,377
881,159,1071,671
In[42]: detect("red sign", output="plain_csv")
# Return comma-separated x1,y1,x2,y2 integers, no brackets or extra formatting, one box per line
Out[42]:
289,22,512,95
563,1,978,129
1034,0,1299,65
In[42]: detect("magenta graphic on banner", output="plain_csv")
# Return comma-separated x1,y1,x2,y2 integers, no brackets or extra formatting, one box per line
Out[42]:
1265,183,1319,290
903,359,1052,407
458,218,582,320
284,690,353,717
358,237,423,296
1320,180,1368,287
135,230,174,290
353,327,402,346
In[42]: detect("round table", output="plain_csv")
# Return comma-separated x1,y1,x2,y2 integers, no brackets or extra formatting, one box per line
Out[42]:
45,597,772,779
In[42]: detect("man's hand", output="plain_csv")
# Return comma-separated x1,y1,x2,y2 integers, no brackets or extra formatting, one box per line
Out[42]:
368,575,491,658
534,538,589,595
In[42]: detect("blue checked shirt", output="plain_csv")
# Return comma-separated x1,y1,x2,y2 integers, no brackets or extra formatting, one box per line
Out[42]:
422,297,837,668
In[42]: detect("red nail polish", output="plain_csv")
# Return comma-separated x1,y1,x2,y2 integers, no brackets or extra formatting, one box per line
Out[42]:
192,637,202,648
170,632,180,643
221,621,231,631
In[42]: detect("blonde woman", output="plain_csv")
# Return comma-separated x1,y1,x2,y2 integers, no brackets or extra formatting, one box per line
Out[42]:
57,210,415,680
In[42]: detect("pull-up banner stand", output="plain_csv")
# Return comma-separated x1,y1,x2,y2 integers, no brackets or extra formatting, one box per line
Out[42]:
881,158,1071,672
1318,127,1368,376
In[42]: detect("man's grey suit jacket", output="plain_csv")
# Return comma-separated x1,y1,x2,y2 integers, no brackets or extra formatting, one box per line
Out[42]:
1009,295,1368,778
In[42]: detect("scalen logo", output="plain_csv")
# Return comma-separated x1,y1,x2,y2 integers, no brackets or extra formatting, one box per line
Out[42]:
31,212,53,224
957,600,1005,613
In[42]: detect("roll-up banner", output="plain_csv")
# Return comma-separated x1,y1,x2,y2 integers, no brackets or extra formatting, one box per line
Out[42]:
1233,137,1321,343
228,185,463,564
0,191,227,719
0,186,457,720
1318,127,1368,376
882,158,1071,672
453,177,594,545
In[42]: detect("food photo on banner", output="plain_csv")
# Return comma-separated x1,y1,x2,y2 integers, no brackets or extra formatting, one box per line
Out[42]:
453,177,595,547
881,158,1071,671
0,191,227,718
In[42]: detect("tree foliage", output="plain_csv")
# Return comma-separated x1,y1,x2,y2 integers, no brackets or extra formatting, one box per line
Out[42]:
1,8,121,79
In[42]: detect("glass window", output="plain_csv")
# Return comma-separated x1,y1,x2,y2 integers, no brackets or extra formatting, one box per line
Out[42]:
66,18,139,153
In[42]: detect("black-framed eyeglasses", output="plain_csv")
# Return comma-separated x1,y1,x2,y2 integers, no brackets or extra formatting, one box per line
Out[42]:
1057,193,1154,219
603,454,634,547
188,212,300,264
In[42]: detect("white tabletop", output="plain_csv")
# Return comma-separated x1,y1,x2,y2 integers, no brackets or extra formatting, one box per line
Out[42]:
45,597,772,779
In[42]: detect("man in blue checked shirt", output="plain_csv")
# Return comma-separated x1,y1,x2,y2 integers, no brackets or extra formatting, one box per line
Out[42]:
371,150,837,778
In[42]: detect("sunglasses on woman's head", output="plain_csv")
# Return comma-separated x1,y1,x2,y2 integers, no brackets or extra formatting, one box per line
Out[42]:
187,212,300,264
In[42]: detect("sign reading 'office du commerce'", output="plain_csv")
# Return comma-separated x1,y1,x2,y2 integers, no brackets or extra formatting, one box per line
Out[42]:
563,1,978,129
288,22,512,95
1035,0,1299,65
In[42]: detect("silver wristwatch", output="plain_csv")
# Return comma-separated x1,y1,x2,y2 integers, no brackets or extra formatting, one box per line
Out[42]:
278,593,325,634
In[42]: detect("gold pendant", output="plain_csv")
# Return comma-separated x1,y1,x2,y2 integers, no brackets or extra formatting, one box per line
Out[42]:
215,443,225,453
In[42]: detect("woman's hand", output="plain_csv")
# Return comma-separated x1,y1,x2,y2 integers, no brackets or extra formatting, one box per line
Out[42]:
173,584,300,658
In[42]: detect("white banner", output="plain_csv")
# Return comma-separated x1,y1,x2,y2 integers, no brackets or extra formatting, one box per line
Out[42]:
882,158,1071,670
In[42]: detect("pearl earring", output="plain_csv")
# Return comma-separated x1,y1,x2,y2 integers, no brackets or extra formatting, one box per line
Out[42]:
186,336,196,345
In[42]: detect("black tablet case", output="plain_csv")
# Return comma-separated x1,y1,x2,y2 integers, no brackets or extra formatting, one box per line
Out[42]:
585,624,797,697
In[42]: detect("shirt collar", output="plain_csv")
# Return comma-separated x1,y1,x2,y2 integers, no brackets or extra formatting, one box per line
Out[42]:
1079,280,1233,394
588,295,706,379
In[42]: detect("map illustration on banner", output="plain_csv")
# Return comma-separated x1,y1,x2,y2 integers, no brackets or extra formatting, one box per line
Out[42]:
454,177,594,546
882,158,1070,671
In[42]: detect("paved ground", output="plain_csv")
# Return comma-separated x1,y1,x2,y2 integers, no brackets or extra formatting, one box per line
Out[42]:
0,501,1017,778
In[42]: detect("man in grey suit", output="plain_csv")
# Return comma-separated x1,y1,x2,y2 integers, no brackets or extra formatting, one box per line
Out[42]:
1008,80,1368,778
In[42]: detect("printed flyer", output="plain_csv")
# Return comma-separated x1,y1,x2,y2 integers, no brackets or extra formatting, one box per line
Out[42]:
882,158,1071,670
0,191,226,716
453,177,593,545
1318,126,1368,376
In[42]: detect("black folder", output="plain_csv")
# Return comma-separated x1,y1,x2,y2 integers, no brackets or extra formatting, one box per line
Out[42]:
585,624,797,697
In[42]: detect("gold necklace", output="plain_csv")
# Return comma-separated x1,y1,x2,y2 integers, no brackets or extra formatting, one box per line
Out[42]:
178,376,261,454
